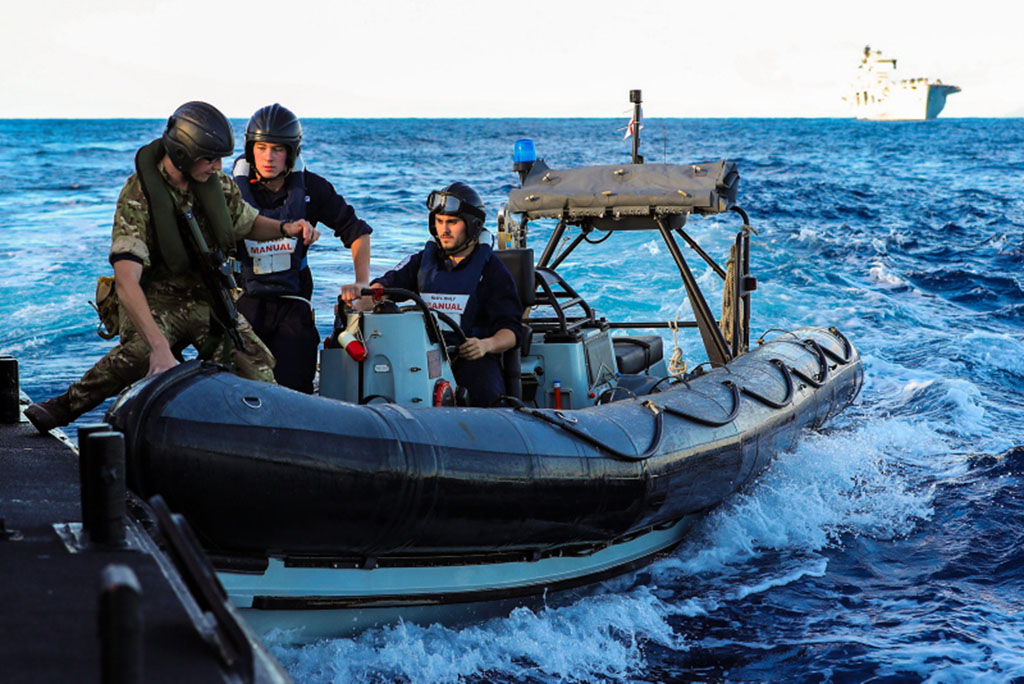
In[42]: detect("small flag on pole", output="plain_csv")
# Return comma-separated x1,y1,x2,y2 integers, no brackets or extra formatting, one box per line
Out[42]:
623,106,643,141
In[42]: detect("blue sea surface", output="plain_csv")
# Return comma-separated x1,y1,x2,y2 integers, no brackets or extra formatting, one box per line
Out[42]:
2,117,1022,683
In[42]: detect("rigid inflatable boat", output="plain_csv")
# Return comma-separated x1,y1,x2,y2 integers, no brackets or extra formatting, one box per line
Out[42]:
107,92,863,640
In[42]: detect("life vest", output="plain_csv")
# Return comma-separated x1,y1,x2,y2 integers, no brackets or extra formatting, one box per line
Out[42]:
417,240,492,339
134,139,235,274
233,157,310,297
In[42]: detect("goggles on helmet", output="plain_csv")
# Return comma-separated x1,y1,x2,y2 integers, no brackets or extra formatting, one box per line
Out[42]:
426,190,484,220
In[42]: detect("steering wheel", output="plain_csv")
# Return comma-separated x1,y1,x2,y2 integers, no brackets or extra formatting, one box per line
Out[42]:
432,310,469,359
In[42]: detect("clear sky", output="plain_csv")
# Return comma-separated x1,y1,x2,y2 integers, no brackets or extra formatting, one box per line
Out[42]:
3,0,1021,119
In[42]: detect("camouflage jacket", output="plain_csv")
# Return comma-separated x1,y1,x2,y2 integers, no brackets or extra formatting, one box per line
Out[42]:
109,160,258,295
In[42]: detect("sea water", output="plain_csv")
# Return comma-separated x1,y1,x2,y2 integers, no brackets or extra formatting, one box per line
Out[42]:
1,117,1022,683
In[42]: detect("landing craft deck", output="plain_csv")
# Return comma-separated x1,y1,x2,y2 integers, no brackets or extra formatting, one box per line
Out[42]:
0,370,290,684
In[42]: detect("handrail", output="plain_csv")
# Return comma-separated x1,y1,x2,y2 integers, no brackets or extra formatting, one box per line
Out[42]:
516,403,665,462
737,359,795,409
653,381,741,427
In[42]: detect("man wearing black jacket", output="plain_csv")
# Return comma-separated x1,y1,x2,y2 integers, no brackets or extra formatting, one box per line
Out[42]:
234,103,372,393
347,182,522,407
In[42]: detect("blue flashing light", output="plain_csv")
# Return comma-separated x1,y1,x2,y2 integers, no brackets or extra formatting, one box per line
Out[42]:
513,139,537,164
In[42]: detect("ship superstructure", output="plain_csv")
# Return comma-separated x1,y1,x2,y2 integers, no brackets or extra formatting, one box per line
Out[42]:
845,46,960,121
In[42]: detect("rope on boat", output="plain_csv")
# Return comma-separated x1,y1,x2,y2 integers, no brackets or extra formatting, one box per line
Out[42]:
754,328,795,346
753,328,855,391
791,338,829,388
755,328,853,367
667,318,688,377
595,386,637,405
650,356,792,413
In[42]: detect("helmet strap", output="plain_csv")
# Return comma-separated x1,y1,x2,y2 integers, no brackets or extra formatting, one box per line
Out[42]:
247,140,295,186
254,166,288,190
159,153,191,192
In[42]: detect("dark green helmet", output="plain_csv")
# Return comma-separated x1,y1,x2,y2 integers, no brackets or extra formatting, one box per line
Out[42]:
162,101,234,173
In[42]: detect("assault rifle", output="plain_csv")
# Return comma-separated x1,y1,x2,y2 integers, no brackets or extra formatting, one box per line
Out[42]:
181,208,247,352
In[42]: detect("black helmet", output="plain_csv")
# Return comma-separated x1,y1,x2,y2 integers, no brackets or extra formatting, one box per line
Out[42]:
426,182,486,245
244,103,302,173
162,101,234,173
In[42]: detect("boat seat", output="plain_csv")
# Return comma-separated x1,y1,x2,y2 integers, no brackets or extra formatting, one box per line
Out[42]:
494,248,536,308
613,336,663,375
493,249,536,403
612,373,663,399
500,346,522,401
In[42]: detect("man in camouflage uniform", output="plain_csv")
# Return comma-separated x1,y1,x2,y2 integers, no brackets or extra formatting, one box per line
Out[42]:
25,101,320,434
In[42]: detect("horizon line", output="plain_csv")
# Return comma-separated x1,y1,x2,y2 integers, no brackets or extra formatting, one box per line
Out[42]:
0,114,1014,121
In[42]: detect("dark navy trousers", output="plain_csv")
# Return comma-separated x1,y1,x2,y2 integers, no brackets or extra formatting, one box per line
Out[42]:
237,295,320,394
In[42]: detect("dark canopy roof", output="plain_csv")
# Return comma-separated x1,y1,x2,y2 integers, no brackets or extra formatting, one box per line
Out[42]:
507,160,739,223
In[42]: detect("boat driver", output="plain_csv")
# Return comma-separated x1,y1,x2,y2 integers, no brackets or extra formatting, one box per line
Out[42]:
232,104,373,394
342,182,523,407
25,101,320,434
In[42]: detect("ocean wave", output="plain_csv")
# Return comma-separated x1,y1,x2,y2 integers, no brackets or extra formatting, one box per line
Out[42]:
906,267,1022,307
268,587,680,684
859,353,999,442
675,419,940,575
957,331,1024,377
867,262,911,290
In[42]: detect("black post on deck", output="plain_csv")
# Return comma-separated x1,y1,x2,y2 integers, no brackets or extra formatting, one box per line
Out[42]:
99,564,143,684
78,423,110,538
630,89,643,164
82,431,127,548
0,356,19,424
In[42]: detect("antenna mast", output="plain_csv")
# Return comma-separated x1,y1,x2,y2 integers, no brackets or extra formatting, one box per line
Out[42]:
630,89,643,164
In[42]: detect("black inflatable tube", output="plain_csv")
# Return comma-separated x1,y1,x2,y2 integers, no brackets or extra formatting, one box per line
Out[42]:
106,326,862,559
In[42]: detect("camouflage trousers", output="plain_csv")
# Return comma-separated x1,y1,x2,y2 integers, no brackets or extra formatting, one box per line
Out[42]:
62,289,275,419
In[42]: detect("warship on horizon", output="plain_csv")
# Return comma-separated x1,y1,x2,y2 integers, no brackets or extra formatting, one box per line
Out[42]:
844,45,960,121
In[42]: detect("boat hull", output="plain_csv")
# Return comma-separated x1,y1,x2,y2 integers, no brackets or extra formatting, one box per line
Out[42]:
846,46,960,121
107,325,862,638
222,515,700,640
853,83,961,121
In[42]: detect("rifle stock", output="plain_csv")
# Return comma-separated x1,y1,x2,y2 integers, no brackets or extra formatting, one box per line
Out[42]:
181,208,247,352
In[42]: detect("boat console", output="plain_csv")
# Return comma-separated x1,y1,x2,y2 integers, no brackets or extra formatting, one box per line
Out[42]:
320,90,758,411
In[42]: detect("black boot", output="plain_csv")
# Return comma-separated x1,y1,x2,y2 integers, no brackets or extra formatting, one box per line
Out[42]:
24,394,74,434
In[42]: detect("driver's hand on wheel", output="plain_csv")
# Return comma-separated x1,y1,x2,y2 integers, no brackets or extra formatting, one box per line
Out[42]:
458,337,491,361
341,282,378,311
